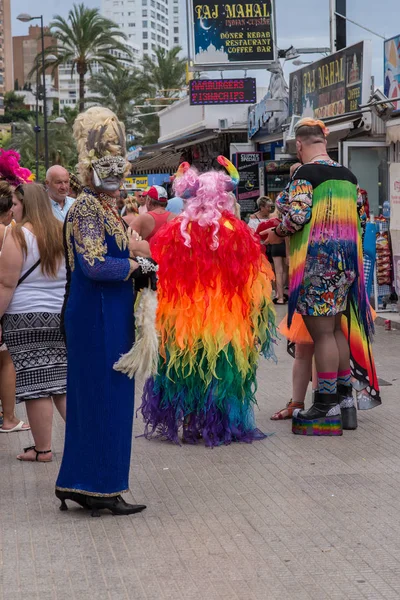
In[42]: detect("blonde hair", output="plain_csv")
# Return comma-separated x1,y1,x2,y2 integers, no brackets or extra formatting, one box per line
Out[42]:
257,196,273,210
73,106,130,186
125,199,138,214
12,183,64,278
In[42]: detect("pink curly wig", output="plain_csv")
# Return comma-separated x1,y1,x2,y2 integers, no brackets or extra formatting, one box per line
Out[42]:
0,150,34,186
175,167,235,250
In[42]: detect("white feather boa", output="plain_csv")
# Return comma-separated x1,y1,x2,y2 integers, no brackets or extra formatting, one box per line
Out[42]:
113,287,159,379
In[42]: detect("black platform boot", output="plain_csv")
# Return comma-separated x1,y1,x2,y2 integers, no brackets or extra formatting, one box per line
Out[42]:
55,489,90,511
338,384,358,430
292,391,343,436
86,495,147,517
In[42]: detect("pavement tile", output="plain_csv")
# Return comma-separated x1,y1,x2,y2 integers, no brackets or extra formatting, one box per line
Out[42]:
1,319,400,599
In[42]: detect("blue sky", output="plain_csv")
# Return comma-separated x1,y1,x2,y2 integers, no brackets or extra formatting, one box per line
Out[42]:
11,0,400,87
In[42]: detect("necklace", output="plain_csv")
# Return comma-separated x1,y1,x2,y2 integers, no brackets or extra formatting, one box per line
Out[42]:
309,154,331,162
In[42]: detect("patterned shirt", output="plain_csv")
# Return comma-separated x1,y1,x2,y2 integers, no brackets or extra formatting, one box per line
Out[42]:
275,160,365,237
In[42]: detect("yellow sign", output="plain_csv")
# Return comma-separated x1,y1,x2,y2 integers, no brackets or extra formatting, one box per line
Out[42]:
124,176,148,190
135,177,148,189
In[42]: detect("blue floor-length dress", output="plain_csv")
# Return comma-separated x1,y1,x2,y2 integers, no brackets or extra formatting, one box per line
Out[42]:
56,189,135,497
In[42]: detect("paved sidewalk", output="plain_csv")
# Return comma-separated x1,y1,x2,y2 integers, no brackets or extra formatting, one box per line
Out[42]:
1,313,399,600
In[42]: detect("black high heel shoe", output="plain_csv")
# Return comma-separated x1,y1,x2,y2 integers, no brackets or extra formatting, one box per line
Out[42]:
55,489,90,511
86,495,147,517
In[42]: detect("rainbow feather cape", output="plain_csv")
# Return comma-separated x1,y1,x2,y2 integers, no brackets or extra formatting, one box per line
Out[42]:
139,212,277,446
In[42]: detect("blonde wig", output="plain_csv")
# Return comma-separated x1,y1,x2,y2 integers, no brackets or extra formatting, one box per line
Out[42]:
73,107,130,185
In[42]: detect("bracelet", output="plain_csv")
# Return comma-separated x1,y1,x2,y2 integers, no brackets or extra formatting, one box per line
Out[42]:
135,256,159,274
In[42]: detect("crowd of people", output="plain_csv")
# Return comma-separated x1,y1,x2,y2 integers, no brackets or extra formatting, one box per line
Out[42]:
0,111,381,517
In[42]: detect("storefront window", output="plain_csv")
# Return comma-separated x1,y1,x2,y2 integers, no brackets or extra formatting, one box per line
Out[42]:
346,145,388,217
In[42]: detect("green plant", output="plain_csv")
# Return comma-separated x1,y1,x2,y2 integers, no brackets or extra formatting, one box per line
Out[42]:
6,116,78,176
30,3,131,112
87,65,150,130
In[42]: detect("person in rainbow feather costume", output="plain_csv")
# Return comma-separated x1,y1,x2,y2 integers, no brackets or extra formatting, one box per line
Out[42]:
139,157,277,447
267,118,380,436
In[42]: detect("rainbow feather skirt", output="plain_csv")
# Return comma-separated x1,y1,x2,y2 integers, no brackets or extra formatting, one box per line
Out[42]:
139,212,277,447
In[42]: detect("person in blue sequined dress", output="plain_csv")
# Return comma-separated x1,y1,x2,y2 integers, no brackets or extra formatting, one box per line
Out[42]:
55,107,156,517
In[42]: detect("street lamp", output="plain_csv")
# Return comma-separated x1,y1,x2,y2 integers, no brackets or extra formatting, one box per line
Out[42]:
17,13,52,172
292,59,313,66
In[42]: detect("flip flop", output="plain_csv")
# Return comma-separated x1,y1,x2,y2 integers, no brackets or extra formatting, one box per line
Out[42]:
0,420,31,433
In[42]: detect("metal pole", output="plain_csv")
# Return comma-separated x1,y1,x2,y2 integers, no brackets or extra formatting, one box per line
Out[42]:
40,16,49,173
329,0,336,53
35,69,39,180
335,0,347,50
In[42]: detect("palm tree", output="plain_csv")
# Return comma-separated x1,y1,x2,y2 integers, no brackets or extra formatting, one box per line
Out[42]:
31,3,130,112
141,47,187,100
87,66,150,130
137,47,187,144
7,116,78,179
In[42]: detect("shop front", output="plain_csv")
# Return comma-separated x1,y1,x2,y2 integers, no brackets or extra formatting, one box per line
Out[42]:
282,40,400,311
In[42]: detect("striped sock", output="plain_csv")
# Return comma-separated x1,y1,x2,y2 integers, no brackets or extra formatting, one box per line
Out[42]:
317,372,337,395
338,369,351,387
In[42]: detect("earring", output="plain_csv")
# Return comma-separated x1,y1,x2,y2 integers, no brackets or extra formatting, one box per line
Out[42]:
93,168,102,188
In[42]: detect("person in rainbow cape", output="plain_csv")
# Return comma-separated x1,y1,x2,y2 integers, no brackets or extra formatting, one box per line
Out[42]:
267,118,381,436
139,157,277,447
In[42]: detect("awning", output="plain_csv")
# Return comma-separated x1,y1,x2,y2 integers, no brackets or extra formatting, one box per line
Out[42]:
132,150,181,174
387,117,400,144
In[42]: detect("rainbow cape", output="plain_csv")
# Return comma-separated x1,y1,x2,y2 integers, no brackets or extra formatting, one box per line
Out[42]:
287,167,379,405
139,212,277,447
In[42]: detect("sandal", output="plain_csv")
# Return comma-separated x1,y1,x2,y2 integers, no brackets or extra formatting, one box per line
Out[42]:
270,400,305,420
16,445,52,462
273,298,287,305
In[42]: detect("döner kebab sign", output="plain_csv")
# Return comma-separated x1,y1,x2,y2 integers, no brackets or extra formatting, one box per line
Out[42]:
289,41,372,120
189,1,276,69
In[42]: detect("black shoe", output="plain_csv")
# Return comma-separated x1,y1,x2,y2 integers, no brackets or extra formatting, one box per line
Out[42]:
292,392,342,436
338,384,358,430
86,495,147,517
55,489,90,511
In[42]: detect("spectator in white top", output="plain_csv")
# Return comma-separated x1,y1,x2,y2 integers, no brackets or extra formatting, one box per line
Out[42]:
46,165,75,222
0,183,67,462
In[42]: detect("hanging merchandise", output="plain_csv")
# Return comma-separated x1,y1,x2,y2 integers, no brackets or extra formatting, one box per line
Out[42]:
376,227,392,286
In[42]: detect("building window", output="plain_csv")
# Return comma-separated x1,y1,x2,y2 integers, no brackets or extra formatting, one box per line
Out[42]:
173,7,178,13
143,32,148,39
174,27,178,33
151,32,156,40
142,20,148,27
174,37,179,44
142,10,147,16
151,21,155,28
151,10,155,17
143,43,148,49
129,22,135,26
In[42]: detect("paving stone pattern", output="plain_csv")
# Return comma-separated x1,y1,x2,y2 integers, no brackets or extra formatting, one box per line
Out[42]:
1,315,399,600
